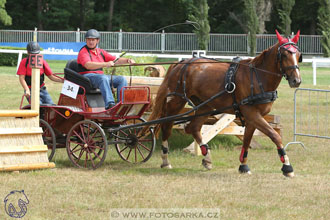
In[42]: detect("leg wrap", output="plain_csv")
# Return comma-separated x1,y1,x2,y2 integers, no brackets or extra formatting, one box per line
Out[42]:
277,147,286,163
200,144,209,156
239,147,248,163
161,145,169,154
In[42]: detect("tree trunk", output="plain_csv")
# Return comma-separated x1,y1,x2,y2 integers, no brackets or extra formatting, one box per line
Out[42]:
256,0,272,33
107,0,115,31
37,0,43,30
80,0,85,30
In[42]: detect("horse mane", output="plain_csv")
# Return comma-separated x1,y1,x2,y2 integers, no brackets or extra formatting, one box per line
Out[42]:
250,43,279,67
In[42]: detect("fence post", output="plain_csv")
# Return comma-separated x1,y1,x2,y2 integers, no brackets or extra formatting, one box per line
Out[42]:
161,30,165,53
118,29,122,52
76,28,80,42
247,32,250,55
33,27,38,42
312,58,317,85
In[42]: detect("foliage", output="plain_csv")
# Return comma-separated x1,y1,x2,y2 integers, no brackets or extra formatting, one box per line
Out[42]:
244,0,259,56
317,0,330,57
188,0,210,50
0,46,27,66
277,0,295,36
0,0,11,25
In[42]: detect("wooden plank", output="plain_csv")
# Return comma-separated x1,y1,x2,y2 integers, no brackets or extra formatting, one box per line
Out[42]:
0,145,47,154
0,127,43,135
0,110,39,118
0,162,55,172
183,114,236,155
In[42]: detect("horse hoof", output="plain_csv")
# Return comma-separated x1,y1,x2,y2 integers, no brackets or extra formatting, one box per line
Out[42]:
160,164,172,169
281,164,294,177
202,159,212,170
238,164,251,174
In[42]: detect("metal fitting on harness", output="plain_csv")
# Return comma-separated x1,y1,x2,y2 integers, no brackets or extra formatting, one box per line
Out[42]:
225,82,236,93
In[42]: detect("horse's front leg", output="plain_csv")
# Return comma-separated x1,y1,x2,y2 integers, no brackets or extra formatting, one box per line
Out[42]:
239,123,255,174
248,113,294,177
185,115,212,170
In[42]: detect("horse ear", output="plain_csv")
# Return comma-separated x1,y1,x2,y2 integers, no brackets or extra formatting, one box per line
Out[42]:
291,30,300,44
275,29,285,45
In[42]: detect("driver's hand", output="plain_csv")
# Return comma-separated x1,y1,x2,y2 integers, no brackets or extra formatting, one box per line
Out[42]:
105,61,115,67
24,90,30,97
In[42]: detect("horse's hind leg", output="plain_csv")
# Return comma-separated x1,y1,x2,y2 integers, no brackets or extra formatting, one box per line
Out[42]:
184,106,213,170
238,123,255,174
160,97,186,169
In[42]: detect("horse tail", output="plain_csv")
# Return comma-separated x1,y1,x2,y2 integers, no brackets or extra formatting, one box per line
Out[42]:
142,64,175,136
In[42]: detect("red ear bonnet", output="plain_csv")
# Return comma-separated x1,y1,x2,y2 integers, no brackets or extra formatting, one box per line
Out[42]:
291,30,300,44
276,29,300,53
275,29,287,45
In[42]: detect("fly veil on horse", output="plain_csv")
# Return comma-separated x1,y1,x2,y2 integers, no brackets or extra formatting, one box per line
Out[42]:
147,30,302,177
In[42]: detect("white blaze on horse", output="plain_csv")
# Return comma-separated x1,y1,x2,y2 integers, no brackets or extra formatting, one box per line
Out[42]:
146,30,302,177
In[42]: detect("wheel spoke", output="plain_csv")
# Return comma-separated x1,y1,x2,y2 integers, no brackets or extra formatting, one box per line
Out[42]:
138,142,151,151
87,148,96,169
75,148,84,164
73,130,85,143
90,147,103,161
125,148,132,161
118,145,129,153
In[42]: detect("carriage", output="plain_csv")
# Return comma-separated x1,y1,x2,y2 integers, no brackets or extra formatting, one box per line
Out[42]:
20,30,302,177
21,59,156,169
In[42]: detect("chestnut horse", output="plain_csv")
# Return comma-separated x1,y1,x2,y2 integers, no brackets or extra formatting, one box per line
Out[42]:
147,30,302,177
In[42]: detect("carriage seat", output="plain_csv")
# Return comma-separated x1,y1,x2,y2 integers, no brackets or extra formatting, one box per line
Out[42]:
64,59,105,108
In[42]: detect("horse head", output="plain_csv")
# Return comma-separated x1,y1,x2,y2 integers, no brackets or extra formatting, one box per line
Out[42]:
275,30,302,88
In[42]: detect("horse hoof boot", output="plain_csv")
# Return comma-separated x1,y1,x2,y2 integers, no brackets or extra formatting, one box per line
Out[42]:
202,159,212,170
281,164,294,177
238,164,251,174
160,163,172,169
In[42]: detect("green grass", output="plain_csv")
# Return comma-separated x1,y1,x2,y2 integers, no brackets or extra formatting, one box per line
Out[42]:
0,60,329,220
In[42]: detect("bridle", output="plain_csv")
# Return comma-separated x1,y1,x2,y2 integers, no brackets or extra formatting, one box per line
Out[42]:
277,41,302,80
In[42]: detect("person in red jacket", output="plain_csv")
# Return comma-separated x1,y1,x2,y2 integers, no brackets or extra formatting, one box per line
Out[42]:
77,29,135,110
17,42,63,104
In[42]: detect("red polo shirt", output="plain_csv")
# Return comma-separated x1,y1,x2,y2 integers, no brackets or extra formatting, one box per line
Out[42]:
16,58,53,88
77,47,117,74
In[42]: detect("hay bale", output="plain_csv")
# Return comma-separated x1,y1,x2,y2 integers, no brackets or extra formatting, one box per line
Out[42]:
0,111,55,171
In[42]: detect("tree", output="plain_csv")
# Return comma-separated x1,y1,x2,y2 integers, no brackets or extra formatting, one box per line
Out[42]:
188,0,210,50
0,0,12,25
107,0,115,31
318,0,330,57
244,0,259,56
277,0,295,36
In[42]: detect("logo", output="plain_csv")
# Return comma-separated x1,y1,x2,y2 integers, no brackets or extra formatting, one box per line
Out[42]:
4,190,29,218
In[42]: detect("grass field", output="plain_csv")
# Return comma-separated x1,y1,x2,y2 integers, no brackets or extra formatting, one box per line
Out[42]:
0,60,329,220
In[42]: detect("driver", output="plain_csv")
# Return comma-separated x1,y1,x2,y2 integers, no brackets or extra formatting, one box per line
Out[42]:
77,29,135,110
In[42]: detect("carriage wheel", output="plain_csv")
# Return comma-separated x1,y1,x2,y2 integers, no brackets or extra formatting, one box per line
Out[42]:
66,120,108,169
39,119,56,161
115,118,155,163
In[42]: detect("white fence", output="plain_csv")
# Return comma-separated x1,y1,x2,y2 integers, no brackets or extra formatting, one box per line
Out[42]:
0,29,324,55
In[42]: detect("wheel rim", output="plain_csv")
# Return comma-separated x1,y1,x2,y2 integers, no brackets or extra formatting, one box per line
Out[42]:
115,118,155,163
40,119,56,161
66,120,108,169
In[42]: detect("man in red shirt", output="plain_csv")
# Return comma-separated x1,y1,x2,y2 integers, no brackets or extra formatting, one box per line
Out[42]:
17,42,64,104
77,29,134,110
